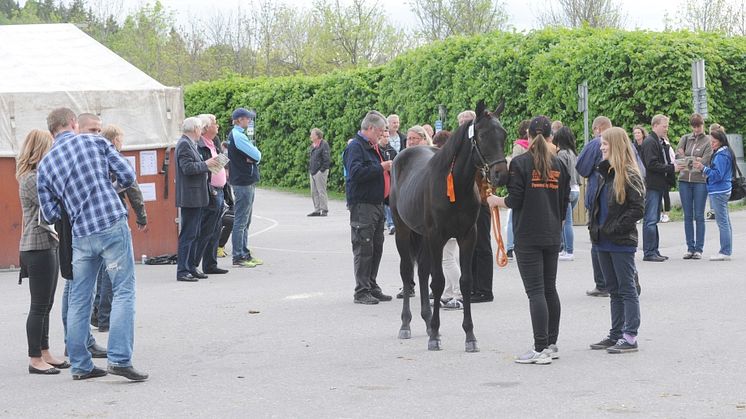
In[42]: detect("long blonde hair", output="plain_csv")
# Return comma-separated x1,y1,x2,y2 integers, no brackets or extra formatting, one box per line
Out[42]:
528,132,553,181
16,129,53,180
602,127,645,204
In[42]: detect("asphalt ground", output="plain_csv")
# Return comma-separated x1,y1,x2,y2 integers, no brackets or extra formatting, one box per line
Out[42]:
1,188,745,418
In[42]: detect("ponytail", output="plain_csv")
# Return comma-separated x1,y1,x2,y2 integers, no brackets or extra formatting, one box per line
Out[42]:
529,133,552,180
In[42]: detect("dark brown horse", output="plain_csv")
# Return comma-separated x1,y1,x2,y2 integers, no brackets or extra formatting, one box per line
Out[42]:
389,100,509,352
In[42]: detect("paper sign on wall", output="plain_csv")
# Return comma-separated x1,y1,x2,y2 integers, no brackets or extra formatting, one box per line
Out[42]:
139,182,157,202
139,150,158,176
125,156,136,171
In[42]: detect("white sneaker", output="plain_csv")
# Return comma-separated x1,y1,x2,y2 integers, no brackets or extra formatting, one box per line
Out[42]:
558,252,574,261
660,214,670,223
710,253,731,261
515,348,552,364
547,344,559,359
443,298,464,310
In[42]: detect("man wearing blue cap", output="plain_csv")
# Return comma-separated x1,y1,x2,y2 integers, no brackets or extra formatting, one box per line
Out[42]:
227,108,264,267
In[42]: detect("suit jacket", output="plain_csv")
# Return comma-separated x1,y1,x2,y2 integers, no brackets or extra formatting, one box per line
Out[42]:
175,135,209,208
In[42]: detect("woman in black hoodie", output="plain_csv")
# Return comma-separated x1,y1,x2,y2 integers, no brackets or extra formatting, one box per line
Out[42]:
488,116,570,364
588,127,645,354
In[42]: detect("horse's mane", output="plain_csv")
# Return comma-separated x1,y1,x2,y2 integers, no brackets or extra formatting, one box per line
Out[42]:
430,119,472,167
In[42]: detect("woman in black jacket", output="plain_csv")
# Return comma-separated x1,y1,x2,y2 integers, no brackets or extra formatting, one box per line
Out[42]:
488,116,570,365
588,127,645,354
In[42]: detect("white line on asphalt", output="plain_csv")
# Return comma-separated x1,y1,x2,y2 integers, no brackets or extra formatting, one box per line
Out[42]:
285,292,324,300
250,246,348,255
248,214,349,254
249,214,279,237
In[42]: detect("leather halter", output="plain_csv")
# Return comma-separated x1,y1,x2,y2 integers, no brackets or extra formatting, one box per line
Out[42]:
468,120,507,177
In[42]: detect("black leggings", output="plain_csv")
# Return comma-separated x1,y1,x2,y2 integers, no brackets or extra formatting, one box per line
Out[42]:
514,244,561,352
21,249,60,358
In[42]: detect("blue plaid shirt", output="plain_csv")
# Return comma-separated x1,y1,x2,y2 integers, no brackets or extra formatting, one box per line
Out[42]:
37,131,135,237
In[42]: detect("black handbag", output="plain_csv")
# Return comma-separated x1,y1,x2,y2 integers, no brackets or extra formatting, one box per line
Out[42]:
729,151,746,202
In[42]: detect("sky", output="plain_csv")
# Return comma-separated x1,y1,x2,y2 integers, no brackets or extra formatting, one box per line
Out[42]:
103,0,679,32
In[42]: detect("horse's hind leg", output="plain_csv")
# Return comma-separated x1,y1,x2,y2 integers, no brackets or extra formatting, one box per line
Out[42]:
396,225,415,339
458,227,480,353
427,239,446,351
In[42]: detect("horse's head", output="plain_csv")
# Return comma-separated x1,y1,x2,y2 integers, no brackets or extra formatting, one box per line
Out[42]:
472,99,509,187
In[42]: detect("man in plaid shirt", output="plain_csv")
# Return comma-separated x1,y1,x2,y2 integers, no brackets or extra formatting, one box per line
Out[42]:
37,107,148,382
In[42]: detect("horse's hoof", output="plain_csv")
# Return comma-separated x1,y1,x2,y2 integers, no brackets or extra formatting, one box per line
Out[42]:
398,329,411,339
428,339,441,351
465,341,480,353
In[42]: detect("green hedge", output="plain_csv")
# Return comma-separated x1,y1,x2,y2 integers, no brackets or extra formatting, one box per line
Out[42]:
185,28,746,193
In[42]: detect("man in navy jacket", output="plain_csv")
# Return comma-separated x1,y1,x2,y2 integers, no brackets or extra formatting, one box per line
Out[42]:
343,111,393,305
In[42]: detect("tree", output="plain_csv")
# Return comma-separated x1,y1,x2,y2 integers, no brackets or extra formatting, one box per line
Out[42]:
734,0,746,35
108,1,182,84
409,0,509,41
0,0,19,20
255,0,281,76
676,0,735,33
539,0,625,28
202,7,258,77
315,0,410,67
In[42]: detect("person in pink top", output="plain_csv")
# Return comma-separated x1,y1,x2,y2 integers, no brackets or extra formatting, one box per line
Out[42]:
194,113,230,275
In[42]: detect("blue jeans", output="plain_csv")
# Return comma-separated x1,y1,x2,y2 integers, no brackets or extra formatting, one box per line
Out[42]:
506,209,514,251
643,188,664,257
709,192,732,255
597,250,640,339
177,206,203,277
561,190,579,254
69,217,136,374
61,279,96,350
679,181,708,253
194,191,225,271
384,204,394,229
232,184,256,261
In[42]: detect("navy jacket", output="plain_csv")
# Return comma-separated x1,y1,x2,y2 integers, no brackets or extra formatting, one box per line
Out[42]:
576,136,602,211
228,128,260,186
343,132,384,206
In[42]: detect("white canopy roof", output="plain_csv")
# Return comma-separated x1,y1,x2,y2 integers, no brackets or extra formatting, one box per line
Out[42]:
0,24,184,156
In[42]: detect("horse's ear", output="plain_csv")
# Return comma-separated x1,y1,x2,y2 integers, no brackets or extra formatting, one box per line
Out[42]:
493,98,505,118
475,100,486,118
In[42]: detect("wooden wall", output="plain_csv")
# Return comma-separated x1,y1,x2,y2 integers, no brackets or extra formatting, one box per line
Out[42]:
0,147,178,268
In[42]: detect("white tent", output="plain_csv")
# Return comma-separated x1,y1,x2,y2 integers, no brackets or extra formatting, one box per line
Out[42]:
0,23,184,157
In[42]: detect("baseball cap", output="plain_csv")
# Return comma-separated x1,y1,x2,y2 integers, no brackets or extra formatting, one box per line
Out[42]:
231,108,256,120
529,115,552,138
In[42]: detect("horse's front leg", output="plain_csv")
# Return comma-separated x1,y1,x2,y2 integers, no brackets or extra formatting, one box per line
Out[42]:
427,238,447,351
458,226,479,352
396,228,414,339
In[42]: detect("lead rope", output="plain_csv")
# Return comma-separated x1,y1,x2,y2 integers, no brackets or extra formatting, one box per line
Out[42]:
480,174,508,267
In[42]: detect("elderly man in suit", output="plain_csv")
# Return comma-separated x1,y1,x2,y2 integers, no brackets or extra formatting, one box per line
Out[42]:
176,117,220,282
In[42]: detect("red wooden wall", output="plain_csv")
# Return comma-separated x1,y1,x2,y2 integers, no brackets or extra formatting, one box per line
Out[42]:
0,147,178,268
